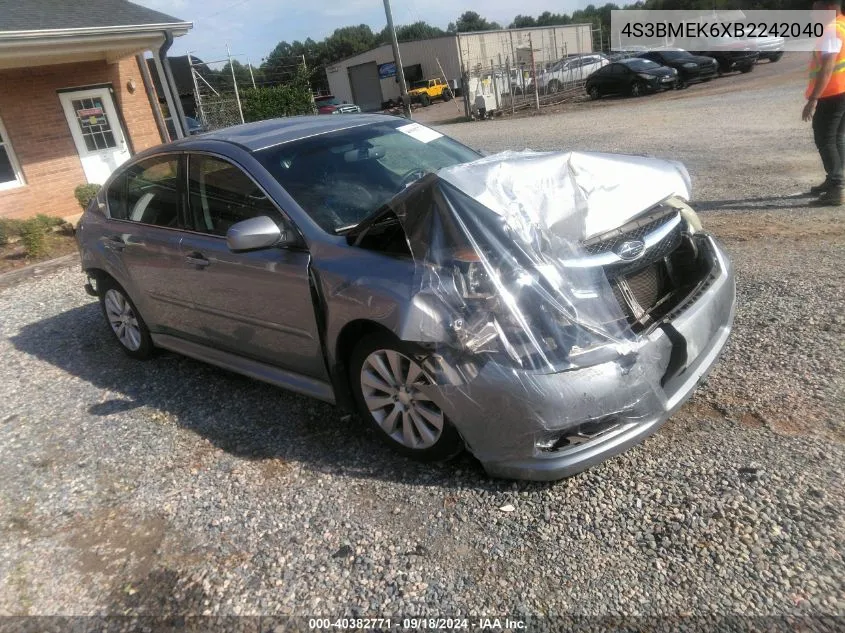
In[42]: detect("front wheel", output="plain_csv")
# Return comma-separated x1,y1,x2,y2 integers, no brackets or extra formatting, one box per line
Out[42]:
548,79,561,94
740,64,754,73
349,333,463,461
769,52,783,63
98,277,154,359
630,80,644,97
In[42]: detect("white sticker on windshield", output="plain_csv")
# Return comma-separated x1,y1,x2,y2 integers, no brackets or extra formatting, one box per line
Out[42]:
397,123,443,144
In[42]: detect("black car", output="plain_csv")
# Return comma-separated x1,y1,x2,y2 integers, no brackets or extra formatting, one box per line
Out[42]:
692,37,758,74
637,49,718,88
585,58,678,99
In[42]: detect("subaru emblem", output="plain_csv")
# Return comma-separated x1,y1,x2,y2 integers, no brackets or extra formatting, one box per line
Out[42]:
614,239,645,260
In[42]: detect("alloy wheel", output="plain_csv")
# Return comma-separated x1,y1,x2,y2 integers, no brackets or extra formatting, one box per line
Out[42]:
360,349,444,450
104,288,142,351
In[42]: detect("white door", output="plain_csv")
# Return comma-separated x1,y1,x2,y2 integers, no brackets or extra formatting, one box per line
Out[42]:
59,87,131,184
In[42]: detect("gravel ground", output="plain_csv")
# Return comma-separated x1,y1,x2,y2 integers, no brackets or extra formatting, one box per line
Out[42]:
0,54,843,626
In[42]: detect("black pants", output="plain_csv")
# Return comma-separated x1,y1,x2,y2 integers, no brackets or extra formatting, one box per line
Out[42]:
812,92,845,188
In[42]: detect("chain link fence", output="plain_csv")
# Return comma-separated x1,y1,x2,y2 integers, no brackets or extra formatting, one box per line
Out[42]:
460,26,605,118
189,58,244,131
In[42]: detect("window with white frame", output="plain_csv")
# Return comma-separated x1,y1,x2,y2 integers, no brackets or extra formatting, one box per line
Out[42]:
0,117,24,190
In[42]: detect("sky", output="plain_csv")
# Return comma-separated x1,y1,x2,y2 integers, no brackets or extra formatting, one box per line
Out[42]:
136,1,590,66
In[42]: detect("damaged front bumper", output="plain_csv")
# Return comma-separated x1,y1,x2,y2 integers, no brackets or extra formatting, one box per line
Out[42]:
427,234,735,481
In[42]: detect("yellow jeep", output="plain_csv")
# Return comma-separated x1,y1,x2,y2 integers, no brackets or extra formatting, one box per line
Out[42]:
406,78,452,106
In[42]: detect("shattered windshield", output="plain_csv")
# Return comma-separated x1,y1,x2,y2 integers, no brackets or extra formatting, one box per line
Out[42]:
255,121,479,232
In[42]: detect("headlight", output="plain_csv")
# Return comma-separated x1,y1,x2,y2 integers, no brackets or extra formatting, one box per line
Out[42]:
637,73,654,80
444,247,620,370
683,62,698,69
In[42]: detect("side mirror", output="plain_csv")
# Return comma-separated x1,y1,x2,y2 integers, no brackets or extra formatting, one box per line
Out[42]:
226,216,287,252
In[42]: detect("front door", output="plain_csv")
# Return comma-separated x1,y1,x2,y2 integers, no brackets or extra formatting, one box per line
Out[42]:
59,87,131,184
179,153,327,380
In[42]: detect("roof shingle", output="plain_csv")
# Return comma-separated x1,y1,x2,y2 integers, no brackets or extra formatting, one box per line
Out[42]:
0,0,186,33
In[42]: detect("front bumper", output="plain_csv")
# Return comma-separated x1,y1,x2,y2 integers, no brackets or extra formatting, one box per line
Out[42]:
431,234,736,481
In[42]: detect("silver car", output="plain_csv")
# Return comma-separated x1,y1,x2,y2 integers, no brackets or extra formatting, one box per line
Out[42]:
76,115,735,480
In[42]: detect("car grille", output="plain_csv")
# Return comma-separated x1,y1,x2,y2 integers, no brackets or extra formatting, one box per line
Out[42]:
579,209,687,326
582,212,674,256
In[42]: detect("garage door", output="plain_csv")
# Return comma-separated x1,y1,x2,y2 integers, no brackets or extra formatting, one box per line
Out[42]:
348,62,383,112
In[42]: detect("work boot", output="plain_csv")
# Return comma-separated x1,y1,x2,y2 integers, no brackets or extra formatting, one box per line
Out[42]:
809,179,832,195
811,186,844,206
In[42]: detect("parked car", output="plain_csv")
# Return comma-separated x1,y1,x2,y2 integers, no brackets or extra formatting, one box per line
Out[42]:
185,116,206,135
406,78,451,106
76,115,735,481
533,54,609,94
692,36,758,74
585,58,678,99
637,49,718,88
749,35,785,62
314,95,361,114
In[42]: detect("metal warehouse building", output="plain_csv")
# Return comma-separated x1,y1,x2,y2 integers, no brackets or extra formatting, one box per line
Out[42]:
325,24,595,112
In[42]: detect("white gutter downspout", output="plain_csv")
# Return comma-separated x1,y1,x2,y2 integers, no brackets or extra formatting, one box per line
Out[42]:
152,31,185,139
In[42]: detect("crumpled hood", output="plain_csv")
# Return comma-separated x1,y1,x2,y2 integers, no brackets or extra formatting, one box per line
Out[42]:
438,150,691,241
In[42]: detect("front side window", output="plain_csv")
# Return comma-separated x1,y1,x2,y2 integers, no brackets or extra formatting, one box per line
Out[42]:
108,155,180,227
187,155,280,237
0,117,24,190
255,121,480,232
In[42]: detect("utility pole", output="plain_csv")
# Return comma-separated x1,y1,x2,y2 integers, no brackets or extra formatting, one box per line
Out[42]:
383,0,411,118
246,57,257,88
226,43,244,124
529,33,540,111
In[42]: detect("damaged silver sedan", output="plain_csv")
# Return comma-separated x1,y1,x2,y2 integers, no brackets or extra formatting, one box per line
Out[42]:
76,115,735,481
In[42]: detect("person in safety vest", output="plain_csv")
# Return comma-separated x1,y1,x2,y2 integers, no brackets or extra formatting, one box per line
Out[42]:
804,0,845,205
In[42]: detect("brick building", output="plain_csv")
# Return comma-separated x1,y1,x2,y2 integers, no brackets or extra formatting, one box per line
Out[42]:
0,0,192,220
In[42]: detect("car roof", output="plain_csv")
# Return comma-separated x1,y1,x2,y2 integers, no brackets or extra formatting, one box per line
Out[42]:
170,114,402,152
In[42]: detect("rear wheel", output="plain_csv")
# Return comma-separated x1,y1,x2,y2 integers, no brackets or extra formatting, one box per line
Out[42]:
442,90,452,101
769,52,783,63
740,64,754,73
588,85,601,100
349,333,463,461
98,277,154,360
548,79,561,94
420,94,431,107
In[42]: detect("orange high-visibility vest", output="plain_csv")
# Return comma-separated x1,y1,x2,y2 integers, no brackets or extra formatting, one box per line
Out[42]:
807,16,845,98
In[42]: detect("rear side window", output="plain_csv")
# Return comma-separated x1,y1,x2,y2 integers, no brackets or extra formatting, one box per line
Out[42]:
108,156,180,227
187,155,280,237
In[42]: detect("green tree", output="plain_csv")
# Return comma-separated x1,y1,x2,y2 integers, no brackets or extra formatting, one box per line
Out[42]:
447,11,501,33
509,15,536,28
380,21,447,43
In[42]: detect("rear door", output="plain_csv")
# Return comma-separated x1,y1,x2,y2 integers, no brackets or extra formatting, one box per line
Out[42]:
104,154,195,334
178,153,327,379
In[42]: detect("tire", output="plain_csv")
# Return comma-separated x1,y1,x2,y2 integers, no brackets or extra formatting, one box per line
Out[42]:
420,94,431,107
769,52,783,63
588,85,601,100
630,80,644,97
676,78,687,89
442,91,452,102
740,64,753,73
349,332,463,462
548,79,561,94
98,276,154,360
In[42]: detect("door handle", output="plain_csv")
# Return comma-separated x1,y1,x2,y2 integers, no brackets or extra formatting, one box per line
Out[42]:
102,236,125,251
185,253,210,268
